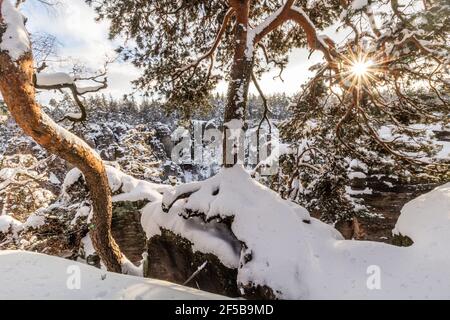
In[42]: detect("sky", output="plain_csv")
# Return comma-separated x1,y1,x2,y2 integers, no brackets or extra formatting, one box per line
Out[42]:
21,0,348,102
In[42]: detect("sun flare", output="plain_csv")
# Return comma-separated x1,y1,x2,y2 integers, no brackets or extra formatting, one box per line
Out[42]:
350,59,373,77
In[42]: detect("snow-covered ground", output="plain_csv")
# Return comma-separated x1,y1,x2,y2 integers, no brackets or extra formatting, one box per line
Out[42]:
2,164,449,300
301,185,450,299
0,250,226,300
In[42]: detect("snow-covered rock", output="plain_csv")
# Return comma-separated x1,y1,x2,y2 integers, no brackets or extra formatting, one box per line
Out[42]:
142,166,450,299
393,182,450,254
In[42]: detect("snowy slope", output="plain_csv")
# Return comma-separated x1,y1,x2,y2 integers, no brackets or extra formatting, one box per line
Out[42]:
0,250,226,300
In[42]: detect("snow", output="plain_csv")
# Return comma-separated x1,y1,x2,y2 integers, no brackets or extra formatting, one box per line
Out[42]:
96,166,242,268
62,167,83,194
301,182,450,299
80,234,96,257
142,201,241,269
63,165,171,202
0,214,22,233
435,141,450,159
0,0,30,60
77,84,105,94
393,183,450,252
348,171,367,179
71,205,91,225
24,210,46,229
292,183,450,299
160,165,317,298
49,172,61,185
35,72,74,86
377,124,450,161
62,165,168,203
64,112,83,119
350,0,368,10
0,209,48,234
0,250,226,300
3,161,450,299
106,165,171,203
345,186,373,195
153,166,450,299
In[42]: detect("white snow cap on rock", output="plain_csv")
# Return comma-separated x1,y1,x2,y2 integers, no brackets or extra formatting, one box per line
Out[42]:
62,165,172,203
0,0,30,60
158,165,323,299
106,165,171,203
393,183,450,253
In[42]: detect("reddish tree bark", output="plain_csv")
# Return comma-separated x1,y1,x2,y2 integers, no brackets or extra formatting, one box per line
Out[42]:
223,0,253,167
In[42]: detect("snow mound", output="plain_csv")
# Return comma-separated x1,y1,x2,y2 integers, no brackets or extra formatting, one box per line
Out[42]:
158,165,328,298
393,183,450,252
0,250,226,300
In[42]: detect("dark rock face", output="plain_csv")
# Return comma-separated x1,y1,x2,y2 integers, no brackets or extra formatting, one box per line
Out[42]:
349,177,439,243
110,200,276,299
111,201,148,264
146,229,240,297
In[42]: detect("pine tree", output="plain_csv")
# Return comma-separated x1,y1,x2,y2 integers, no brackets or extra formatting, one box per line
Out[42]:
86,0,341,165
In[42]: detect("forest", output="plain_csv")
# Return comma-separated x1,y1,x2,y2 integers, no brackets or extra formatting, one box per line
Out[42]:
0,0,449,302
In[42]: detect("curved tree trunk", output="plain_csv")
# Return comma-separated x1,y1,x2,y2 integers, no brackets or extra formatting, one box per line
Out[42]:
0,5,123,272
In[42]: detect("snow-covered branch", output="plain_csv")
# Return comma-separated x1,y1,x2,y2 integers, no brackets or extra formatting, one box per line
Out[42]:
34,70,108,122
0,0,30,61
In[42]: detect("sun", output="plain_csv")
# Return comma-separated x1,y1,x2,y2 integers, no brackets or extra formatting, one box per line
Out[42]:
336,48,388,95
350,59,373,77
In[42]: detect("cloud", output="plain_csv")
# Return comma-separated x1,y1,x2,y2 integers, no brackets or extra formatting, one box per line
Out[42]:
21,0,140,103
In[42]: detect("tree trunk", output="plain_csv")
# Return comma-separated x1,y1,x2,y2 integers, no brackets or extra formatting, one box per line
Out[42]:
223,0,254,167
0,10,123,272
